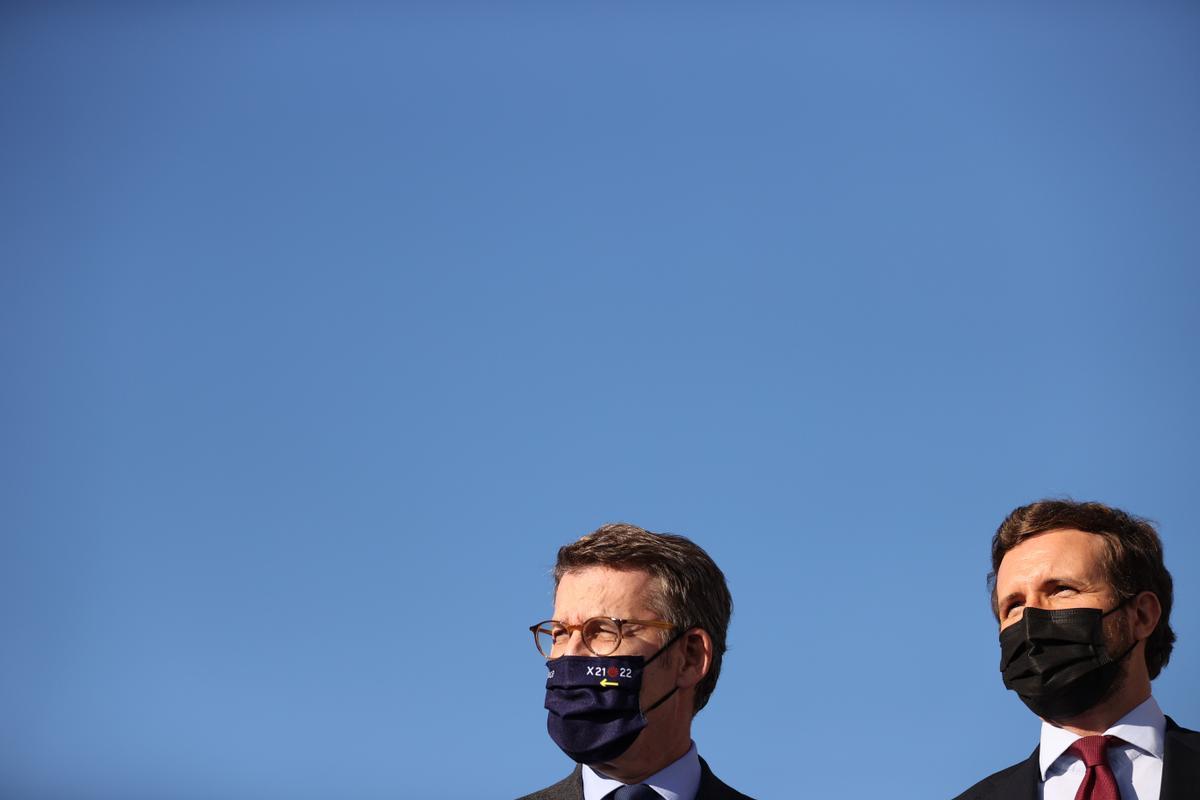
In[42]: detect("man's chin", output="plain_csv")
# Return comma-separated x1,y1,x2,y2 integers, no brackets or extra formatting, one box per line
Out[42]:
1042,641,1135,728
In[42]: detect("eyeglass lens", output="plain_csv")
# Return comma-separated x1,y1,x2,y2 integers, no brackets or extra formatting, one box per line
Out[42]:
535,617,623,658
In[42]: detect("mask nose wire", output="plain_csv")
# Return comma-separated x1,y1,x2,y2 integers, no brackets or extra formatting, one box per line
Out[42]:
1014,596,1130,627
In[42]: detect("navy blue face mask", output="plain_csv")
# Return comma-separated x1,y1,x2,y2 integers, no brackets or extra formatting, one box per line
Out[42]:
543,634,682,764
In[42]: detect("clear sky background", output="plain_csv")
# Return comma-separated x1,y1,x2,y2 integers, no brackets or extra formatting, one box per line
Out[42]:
3,3,1198,799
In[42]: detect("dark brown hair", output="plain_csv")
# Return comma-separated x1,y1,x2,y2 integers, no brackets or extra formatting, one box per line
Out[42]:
554,523,733,714
988,499,1176,679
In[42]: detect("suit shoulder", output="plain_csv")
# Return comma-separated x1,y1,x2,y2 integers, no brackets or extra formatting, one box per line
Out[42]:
697,757,756,800
515,767,582,800
950,753,1038,800
1167,716,1200,742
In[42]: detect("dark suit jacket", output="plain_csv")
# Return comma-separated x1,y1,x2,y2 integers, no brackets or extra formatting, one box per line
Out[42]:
952,716,1200,800
517,756,755,800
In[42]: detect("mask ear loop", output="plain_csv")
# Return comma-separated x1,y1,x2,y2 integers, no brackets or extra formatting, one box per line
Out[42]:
1100,596,1142,666
643,627,688,667
639,626,692,714
1105,638,1140,666
642,685,679,714
1100,596,1130,618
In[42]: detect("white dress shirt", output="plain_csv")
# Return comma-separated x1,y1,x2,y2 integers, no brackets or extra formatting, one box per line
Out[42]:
581,741,701,800
1039,695,1166,800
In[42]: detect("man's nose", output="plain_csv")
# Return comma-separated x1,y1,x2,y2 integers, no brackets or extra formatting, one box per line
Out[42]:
560,629,591,657
999,605,1035,631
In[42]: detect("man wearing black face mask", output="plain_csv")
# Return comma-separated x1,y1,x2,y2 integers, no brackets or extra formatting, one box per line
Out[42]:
517,523,755,800
953,500,1200,800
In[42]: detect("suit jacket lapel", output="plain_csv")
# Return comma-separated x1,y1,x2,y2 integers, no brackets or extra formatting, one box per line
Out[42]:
697,756,725,800
1160,717,1200,800
566,765,585,800
1015,747,1041,800
697,756,754,800
543,765,584,800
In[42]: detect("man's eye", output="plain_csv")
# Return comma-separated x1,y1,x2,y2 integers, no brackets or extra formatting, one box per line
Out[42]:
550,629,569,641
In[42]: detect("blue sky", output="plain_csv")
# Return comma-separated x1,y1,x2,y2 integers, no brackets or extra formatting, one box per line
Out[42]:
2,3,1198,799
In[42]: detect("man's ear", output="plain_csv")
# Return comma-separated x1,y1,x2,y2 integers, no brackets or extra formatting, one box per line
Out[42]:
675,628,713,689
1130,590,1162,640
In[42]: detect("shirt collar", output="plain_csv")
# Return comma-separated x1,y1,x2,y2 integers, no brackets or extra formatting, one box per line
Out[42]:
581,741,701,800
1038,695,1166,779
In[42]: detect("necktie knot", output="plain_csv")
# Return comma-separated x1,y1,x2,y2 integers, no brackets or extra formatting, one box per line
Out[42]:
608,784,660,800
1065,735,1123,800
1067,734,1119,768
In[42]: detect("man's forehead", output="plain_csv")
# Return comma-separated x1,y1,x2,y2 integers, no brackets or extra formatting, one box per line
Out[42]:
997,528,1109,582
553,565,662,616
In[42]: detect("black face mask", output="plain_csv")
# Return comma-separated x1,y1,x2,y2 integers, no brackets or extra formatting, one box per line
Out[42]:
999,602,1137,721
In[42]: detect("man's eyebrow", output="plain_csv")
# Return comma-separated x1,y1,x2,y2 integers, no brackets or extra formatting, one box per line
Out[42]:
1038,577,1085,589
998,591,1023,611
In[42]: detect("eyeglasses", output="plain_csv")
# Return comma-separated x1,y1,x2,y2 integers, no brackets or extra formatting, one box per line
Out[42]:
529,617,676,659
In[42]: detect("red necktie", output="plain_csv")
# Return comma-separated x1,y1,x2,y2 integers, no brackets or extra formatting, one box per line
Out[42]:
1067,735,1120,800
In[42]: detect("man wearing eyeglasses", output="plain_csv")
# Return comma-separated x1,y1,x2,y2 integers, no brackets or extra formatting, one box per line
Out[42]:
517,523,754,800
